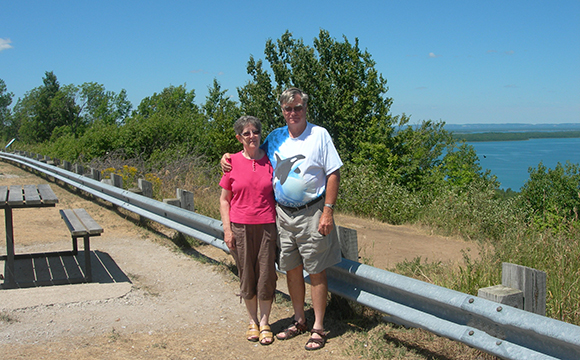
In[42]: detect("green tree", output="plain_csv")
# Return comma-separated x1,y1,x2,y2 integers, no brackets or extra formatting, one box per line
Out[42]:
15,71,69,143
122,85,205,160
238,30,395,160
440,141,495,190
238,57,282,135
520,161,580,232
202,79,241,160
49,82,132,139
76,83,132,126
0,78,15,141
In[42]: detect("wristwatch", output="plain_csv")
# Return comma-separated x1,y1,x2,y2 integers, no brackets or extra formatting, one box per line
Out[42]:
324,203,334,209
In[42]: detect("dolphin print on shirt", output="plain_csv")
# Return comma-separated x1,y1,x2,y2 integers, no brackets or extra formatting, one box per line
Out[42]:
274,153,305,185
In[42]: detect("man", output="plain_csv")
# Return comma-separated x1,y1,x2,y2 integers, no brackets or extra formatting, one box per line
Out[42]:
222,87,343,351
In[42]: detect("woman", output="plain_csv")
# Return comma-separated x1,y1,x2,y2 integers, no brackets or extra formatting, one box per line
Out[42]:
219,115,278,346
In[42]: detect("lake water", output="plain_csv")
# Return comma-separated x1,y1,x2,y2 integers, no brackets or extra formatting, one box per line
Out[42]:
468,138,580,191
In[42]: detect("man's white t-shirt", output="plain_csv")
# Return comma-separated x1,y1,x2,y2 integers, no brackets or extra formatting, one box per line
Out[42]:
262,122,343,207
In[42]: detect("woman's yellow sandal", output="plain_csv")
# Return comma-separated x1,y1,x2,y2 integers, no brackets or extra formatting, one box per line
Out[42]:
259,325,274,345
246,323,259,342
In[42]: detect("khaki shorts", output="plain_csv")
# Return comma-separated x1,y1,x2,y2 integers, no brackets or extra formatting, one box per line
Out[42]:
230,223,278,300
276,201,342,274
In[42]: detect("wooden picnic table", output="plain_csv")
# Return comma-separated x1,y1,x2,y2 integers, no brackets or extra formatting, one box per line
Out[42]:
0,184,59,288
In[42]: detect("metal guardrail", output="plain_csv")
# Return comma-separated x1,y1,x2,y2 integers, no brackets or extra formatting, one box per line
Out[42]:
2,151,580,360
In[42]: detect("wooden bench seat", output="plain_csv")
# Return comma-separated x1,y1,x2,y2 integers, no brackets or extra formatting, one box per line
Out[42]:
59,208,104,282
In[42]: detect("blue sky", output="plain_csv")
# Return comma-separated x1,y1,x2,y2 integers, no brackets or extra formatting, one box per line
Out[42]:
1,1,579,125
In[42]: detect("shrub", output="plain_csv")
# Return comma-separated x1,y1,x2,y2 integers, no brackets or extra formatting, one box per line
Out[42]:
519,161,580,234
338,162,420,224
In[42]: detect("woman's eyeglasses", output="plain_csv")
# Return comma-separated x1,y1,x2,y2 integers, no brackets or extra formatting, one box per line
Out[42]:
241,130,261,137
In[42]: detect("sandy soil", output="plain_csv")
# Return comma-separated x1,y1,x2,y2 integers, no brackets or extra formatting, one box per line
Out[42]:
0,160,476,359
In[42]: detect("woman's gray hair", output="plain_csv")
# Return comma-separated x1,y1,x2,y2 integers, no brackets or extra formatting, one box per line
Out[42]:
234,115,262,136
279,87,309,106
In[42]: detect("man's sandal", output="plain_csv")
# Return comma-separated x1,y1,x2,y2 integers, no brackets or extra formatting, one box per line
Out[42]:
246,323,259,342
304,328,327,351
259,325,274,345
275,320,308,340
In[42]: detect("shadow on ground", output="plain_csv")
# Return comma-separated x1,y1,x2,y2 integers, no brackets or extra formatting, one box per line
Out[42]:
1,250,130,289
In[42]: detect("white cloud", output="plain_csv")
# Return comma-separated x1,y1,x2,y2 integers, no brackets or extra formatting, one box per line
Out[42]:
0,38,13,52
429,52,441,58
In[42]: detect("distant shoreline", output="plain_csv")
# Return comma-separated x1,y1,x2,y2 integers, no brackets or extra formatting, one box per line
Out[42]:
452,130,580,142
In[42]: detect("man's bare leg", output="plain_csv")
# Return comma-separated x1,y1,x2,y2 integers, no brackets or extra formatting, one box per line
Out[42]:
276,264,307,339
306,270,328,349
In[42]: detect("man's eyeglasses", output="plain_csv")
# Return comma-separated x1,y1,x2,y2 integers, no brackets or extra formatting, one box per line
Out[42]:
283,105,304,113
241,130,260,137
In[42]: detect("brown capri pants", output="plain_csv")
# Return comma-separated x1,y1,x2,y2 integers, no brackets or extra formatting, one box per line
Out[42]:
230,222,278,301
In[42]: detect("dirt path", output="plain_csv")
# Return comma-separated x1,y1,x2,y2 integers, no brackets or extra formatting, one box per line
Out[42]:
0,161,476,359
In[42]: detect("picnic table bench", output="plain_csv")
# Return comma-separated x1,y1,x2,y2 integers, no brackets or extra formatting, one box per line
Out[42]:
59,208,104,282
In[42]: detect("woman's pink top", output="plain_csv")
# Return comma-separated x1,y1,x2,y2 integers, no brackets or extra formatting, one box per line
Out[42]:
219,151,276,224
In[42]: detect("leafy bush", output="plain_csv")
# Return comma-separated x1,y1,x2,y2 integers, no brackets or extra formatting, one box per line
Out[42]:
519,161,580,234
338,163,421,224
419,180,526,242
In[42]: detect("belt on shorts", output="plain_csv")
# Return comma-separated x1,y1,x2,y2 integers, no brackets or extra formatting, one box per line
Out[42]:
277,195,325,212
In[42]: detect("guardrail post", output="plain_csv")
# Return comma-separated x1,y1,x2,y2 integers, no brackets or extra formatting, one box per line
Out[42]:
502,262,546,315
74,164,84,175
90,168,101,181
176,188,195,211
478,262,546,316
63,160,72,171
337,226,358,261
110,173,123,188
138,179,153,198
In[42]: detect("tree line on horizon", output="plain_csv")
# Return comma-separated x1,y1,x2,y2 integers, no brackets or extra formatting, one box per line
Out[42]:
453,131,580,142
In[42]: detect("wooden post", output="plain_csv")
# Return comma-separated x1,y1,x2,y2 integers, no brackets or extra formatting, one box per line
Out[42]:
90,168,101,181
163,198,181,207
502,262,546,316
110,173,123,188
337,226,358,261
176,188,195,211
477,285,523,309
74,164,84,175
478,262,546,316
138,179,153,198
63,160,72,171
